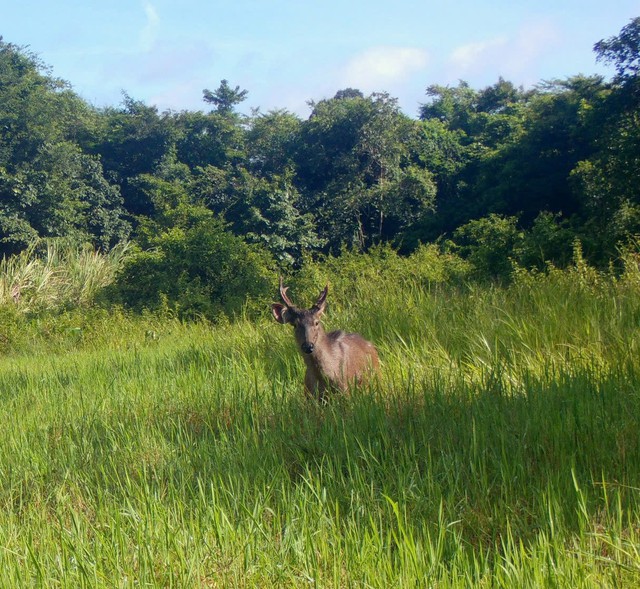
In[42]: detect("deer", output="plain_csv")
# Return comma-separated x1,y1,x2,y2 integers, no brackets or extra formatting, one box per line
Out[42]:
271,278,380,401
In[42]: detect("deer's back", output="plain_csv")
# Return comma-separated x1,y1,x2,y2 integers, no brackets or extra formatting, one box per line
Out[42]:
326,329,379,381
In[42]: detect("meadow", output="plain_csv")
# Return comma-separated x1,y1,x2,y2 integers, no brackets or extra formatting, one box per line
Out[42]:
0,245,639,587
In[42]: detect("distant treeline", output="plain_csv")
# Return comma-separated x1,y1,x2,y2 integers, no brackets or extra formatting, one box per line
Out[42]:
1,19,639,277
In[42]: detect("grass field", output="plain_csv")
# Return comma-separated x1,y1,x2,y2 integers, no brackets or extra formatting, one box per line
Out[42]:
0,258,639,587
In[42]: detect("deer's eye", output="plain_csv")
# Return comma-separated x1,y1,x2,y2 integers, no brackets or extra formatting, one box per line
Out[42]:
314,320,319,326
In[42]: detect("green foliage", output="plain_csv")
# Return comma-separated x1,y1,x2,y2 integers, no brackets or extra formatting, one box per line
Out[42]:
0,258,639,585
0,39,90,166
0,40,130,254
192,165,323,266
297,92,434,249
2,19,640,279
420,78,530,146
173,109,246,170
246,108,301,178
453,214,522,279
419,81,478,128
595,16,640,83
1,141,130,250
202,79,249,114
91,96,178,216
451,212,584,279
570,157,640,262
516,211,575,269
570,25,640,262
112,208,274,320
467,77,602,224
286,243,471,321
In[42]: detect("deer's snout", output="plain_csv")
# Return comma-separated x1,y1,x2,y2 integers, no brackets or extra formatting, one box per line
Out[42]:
301,342,314,354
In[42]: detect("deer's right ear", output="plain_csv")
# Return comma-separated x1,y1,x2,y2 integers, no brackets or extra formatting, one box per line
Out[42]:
271,303,291,324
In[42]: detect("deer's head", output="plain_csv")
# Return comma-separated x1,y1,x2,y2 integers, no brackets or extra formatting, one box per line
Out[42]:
272,278,328,354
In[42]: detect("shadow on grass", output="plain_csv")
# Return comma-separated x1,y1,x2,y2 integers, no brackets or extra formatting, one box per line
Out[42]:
141,360,640,555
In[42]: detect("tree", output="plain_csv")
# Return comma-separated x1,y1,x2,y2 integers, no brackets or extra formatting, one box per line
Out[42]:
333,88,364,100
113,200,273,320
566,18,640,260
420,82,476,128
594,17,640,84
476,78,528,114
246,109,301,178
469,77,605,223
402,118,469,242
297,92,435,249
0,40,130,254
91,95,177,217
453,214,523,279
203,79,248,114
0,39,76,166
173,109,246,170
191,165,323,266
0,141,130,253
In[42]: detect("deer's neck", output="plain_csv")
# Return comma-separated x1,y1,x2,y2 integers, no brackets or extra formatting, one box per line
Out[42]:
302,330,334,373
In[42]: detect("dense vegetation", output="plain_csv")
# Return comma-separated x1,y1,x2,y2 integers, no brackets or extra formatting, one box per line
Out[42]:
0,249,639,586
1,19,639,319
0,18,639,587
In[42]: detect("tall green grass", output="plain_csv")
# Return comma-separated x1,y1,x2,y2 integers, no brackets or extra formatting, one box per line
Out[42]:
0,251,639,586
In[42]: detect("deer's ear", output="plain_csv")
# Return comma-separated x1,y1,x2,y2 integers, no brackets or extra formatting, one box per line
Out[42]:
271,303,292,324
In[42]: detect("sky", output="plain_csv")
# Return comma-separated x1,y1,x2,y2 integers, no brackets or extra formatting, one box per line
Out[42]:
2,1,639,118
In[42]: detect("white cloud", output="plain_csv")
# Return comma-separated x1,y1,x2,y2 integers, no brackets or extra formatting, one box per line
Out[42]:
449,37,508,71
340,46,429,91
139,1,160,52
446,20,561,83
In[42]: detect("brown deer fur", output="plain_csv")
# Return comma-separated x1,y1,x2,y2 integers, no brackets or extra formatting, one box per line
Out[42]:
271,279,379,401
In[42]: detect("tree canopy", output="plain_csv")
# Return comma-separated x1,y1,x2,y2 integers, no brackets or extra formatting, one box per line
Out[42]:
1,19,639,279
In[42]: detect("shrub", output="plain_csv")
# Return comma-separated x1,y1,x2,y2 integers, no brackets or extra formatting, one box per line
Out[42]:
453,214,522,280
111,215,274,320
518,212,575,269
282,242,471,316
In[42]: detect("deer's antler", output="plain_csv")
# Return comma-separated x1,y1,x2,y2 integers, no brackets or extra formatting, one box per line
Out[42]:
315,284,329,309
279,275,295,307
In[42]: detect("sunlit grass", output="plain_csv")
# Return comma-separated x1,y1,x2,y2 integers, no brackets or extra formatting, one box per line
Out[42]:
0,262,639,586
0,238,129,314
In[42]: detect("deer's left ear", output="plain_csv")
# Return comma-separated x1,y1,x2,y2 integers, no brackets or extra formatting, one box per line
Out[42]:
271,303,291,324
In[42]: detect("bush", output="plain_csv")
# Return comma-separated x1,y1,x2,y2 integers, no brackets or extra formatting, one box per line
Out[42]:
518,212,575,269
452,212,580,280
453,214,522,280
281,242,471,315
110,215,274,320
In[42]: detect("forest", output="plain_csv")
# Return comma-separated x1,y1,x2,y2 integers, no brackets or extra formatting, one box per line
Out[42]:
1,19,639,319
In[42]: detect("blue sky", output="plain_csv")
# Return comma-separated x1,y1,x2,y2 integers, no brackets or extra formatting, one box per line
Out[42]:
2,1,639,117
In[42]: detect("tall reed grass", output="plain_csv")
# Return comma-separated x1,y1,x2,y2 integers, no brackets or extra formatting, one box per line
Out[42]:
0,239,129,314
